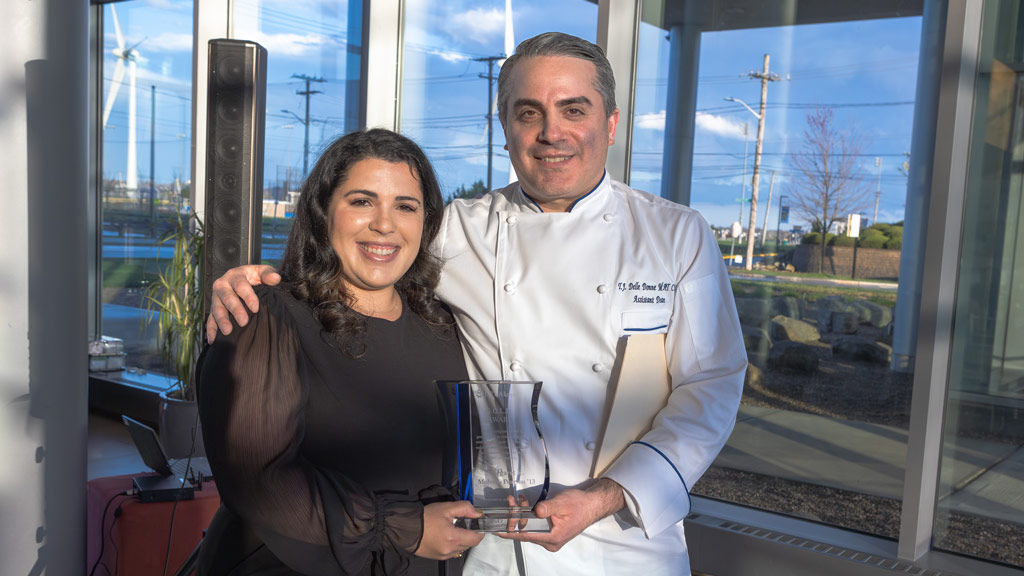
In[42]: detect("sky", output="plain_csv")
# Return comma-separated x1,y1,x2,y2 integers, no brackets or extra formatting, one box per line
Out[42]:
101,0,921,230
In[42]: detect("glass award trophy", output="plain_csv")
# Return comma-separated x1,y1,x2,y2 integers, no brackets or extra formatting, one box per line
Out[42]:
436,380,552,532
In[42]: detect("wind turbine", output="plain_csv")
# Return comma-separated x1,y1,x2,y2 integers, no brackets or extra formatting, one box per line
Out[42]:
102,4,143,192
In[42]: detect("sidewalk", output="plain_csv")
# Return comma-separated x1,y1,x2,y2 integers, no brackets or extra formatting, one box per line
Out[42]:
716,405,1024,525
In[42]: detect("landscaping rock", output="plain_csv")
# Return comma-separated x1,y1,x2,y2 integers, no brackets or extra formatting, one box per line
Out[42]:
744,363,764,389
770,315,820,343
742,325,772,368
815,296,850,331
734,297,771,328
831,311,859,334
879,323,895,345
832,336,891,365
849,300,893,328
771,296,804,319
769,340,820,373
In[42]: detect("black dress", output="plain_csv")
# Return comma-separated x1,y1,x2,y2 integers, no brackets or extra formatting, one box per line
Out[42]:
195,285,468,576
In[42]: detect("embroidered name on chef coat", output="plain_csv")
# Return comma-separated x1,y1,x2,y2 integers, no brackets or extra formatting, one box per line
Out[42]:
616,280,676,304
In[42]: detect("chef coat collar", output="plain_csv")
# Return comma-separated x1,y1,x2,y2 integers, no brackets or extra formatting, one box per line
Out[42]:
519,171,609,213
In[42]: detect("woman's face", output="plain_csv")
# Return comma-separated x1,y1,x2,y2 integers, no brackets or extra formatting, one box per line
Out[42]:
327,158,425,312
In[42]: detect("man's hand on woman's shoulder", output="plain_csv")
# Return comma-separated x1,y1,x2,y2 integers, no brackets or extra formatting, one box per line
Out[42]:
206,264,282,342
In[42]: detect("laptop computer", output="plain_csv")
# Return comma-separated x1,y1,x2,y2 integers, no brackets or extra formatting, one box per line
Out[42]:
122,415,214,482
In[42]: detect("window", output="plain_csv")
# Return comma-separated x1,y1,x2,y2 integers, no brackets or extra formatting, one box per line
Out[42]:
629,15,670,196
634,12,924,541
232,0,366,265
934,0,1024,567
100,0,194,372
400,0,597,199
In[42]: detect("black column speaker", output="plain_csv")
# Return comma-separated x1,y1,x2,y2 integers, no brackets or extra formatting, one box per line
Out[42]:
203,39,267,317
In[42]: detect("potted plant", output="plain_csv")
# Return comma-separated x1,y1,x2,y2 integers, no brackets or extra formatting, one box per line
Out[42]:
142,212,205,458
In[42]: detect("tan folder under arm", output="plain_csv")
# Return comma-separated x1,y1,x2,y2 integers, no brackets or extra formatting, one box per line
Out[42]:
591,333,671,478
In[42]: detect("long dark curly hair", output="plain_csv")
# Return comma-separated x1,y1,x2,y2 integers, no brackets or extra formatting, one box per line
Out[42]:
279,129,452,356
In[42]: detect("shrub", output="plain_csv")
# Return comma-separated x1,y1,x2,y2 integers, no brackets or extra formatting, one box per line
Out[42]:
888,225,903,239
884,236,902,250
859,233,887,249
869,223,893,235
802,232,836,245
832,235,857,247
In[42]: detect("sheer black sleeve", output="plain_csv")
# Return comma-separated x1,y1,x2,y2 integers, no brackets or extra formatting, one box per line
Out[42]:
197,287,424,576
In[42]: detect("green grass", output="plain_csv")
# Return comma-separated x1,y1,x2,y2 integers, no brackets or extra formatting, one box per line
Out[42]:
730,277,898,307
732,267,897,284
103,259,164,290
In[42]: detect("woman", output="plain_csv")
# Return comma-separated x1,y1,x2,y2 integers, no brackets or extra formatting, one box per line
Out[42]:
196,129,483,575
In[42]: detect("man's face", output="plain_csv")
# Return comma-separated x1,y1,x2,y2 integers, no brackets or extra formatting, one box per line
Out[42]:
501,56,619,212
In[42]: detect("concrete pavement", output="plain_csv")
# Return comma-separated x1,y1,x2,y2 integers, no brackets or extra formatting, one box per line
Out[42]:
716,404,1024,525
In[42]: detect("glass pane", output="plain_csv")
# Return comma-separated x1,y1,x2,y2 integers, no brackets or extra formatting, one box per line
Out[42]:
233,0,365,266
400,0,597,200
100,0,194,372
629,16,670,195
935,0,1024,567
636,13,923,539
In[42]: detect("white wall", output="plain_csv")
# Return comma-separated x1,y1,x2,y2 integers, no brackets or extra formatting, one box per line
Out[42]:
0,0,89,572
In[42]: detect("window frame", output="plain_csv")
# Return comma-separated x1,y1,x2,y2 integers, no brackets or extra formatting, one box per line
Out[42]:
85,1,1024,573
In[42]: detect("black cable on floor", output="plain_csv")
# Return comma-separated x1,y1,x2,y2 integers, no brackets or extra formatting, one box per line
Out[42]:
89,490,134,576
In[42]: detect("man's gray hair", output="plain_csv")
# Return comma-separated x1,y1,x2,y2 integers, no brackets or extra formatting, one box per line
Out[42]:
497,32,617,123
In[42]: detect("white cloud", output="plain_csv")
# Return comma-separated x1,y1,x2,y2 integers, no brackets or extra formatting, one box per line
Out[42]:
628,169,661,184
696,112,749,140
144,0,187,10
250,32,332,57
447,8,505,46
144,33,192,54
427,49,470,64
636,111,665,131
687,201,749,229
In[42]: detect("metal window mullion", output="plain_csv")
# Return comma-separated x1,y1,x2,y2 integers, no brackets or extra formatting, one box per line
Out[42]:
898,0,983,562
365,0,403,131
89,2,102,340
191,0,231,219
598,0,641,185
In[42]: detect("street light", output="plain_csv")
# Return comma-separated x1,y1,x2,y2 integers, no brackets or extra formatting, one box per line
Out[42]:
281,108,311,179
274,123,296,240
726,94,767,271
776,194,788,253
873,156,882,227
728,122,750,268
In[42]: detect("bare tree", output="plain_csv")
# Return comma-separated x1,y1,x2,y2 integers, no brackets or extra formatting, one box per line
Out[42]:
789,107,872,273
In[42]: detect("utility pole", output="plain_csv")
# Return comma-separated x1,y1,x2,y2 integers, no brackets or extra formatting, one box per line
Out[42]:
474,56,504,192
776,194,788,253
743,54,781,271
292,74,325,179
873,156,882,226
728,122,750,268
760,170,776,252
177,132,187,212
150,85,156,230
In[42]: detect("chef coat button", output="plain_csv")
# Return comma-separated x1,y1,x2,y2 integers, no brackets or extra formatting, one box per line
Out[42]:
504,282,516,294
602,213,613,222
592,363,605,373
507,215,518,225
510,362,522,372
597,284,608,294
585,441,596,451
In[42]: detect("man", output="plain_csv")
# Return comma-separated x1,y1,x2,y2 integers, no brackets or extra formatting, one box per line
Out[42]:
208,32,746,576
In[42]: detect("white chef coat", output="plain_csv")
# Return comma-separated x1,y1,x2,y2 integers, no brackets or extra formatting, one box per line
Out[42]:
433,174,747,576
